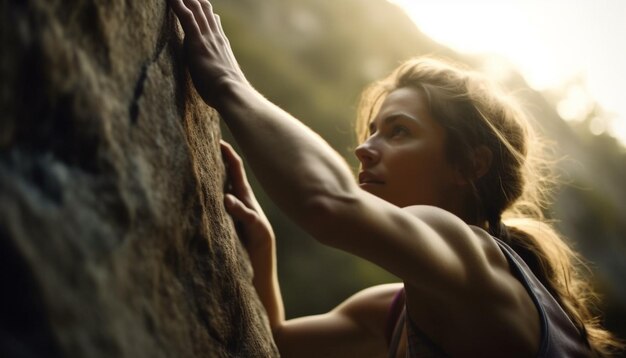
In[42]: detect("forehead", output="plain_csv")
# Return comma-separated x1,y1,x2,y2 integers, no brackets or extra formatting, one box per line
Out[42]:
372,87,431,123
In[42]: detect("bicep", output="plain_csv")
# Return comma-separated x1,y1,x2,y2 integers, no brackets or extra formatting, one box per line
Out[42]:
275,284,401,358
276,313,382,358
306,192,488,294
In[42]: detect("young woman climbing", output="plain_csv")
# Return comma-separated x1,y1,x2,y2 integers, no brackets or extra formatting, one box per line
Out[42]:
169,0,622,356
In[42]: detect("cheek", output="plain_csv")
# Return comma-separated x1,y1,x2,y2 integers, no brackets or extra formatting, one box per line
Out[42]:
390,159,428,191
399,150,450,187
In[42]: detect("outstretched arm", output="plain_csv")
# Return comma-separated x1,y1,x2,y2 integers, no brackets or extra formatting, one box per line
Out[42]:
169,0,358,233
169,0,481,292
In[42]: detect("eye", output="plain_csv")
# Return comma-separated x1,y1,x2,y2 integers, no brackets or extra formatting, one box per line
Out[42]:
368,122,377,136
390,125,409,138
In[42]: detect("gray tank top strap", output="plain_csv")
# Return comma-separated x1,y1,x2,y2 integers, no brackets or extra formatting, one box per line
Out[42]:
493,237,592,357
386,237,592,357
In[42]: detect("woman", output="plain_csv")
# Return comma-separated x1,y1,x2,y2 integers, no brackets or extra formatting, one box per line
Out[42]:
169,0,621,356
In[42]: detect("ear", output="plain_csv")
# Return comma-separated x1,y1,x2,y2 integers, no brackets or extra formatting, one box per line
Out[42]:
451,145,493,186
472,145,493,180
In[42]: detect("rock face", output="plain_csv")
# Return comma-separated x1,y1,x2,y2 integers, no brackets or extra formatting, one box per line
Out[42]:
0,1,277,357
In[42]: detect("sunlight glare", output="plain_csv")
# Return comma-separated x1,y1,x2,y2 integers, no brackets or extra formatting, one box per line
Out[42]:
557,85,594,122
589,117,607,136
389,0,626,145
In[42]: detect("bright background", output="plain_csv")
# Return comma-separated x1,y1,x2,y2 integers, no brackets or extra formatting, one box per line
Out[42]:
392,0,626,143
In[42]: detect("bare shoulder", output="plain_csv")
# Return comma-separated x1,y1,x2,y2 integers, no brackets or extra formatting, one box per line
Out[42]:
337,283,404,309
334,283,404,336
276,283,403,358
401,205,521,304
402,205,509,272
401,206,541,356
402,205,479,241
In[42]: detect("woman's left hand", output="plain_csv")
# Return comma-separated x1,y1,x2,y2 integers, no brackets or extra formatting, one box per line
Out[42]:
221,140,275,254
169,0,247,105
221,141,285,330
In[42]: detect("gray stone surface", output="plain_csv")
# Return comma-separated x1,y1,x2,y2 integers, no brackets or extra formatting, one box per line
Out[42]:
0,0,277,357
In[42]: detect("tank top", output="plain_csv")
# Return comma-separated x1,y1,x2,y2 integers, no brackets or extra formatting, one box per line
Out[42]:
386,237,592,357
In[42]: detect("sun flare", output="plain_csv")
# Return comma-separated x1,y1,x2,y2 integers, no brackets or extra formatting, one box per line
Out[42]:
389,0,626,143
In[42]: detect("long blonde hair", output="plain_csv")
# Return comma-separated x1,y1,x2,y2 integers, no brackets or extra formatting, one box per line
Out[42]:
356,57,623,356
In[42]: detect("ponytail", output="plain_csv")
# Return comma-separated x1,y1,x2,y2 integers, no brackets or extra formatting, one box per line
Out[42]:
499,218,623,357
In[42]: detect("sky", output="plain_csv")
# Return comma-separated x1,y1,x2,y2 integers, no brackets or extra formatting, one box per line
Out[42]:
389,0,626,144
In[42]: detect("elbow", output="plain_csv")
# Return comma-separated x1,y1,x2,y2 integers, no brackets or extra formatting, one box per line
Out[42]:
271,324,287,357
272,323,298,358
271,322,285,345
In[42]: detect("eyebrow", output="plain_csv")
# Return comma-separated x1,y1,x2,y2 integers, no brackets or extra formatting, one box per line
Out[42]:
369,112,421,132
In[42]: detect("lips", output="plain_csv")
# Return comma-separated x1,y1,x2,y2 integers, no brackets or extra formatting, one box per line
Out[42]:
358,172,384,185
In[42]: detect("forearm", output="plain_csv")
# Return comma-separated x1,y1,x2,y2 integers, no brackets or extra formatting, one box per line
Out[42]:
248,238,285,332
214,79,359,226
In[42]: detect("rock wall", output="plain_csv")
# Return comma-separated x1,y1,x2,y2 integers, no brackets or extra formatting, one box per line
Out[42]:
0,0,277,357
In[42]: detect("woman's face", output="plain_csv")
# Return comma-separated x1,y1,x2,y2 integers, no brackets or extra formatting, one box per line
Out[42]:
355,87,461,209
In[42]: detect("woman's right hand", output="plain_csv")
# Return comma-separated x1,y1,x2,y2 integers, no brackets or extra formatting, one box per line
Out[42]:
169,0,247,105
221,140,275,254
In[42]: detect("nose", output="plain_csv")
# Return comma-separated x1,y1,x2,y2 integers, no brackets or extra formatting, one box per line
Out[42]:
355,140,380,167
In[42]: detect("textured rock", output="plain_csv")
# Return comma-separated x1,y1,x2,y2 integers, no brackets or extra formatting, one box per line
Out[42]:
0,0,277,357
